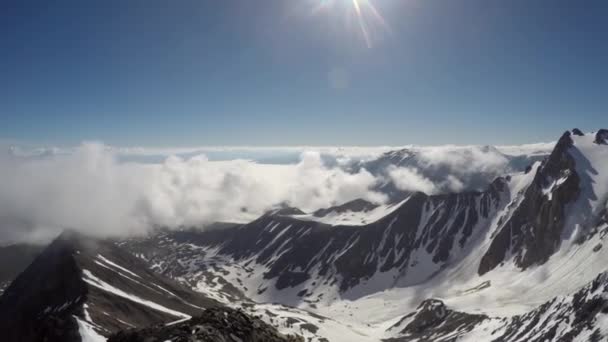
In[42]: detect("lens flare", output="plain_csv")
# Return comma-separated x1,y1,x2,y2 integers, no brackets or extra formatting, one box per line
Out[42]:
307,0,391,48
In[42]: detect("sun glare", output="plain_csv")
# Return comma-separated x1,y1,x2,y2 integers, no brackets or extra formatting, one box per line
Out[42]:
309,0,390,48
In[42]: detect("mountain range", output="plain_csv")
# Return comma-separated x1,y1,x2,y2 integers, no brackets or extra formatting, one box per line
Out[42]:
1,129,607,341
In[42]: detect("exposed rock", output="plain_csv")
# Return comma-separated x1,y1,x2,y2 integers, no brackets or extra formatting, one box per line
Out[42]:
313,198,378,217
0,231,218,342
595,129,608,144
0,244,44,294
479,131,580,275
108,306,303,342
271,206,307,216
572,128,584,136
126,180,506,294
491,272,608,342
385,299,487,342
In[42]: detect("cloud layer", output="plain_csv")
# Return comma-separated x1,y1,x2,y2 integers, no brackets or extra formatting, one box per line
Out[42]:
0,143,385,243
0,141,553,243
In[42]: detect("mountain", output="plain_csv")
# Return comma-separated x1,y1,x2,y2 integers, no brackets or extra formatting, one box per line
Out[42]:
0,243,44,293
1,129,607,341
348,144,550,200
107,306,303,342
118,129,608,341
0,231,219,342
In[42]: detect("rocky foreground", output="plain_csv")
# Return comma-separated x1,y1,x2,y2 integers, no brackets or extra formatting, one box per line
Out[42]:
108,307,304,342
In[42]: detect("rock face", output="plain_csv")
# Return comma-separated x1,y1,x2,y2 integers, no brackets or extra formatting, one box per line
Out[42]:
595,128,608,144
387,271,608,342
126,179,507,295
0,243,44,293
385,299,488,342
313,198,378,217
491,272,608,342
108,306,303,342
479,131,580,275
1,129,607,342
572,128,585,136
0,232,219,342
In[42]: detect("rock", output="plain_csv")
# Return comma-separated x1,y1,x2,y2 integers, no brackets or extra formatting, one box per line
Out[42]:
479,130,580,275
594,129,608,145
572,128,584,136
385,299,488,341
108,307,303,342
313,199,378,217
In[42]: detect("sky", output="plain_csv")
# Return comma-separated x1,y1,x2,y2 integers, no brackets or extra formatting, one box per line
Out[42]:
1,0,607,147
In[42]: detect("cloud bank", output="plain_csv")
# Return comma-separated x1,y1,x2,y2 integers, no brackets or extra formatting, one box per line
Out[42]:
0,143,386,243
0,141,553,243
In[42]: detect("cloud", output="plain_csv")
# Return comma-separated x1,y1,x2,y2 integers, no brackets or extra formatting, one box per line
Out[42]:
375,145,535,194
0,141,552,244
387,166,438,194
0,143,385,243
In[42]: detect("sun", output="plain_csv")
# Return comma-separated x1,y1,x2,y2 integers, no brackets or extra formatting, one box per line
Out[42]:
309,0,390,48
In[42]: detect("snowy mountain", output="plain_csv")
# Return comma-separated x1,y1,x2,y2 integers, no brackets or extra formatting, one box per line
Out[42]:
0,232,219,342
117,129,608,341
1,129,607,341
349,143,550,199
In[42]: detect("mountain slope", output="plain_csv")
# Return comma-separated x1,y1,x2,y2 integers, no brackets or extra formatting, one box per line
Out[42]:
126,176,509,302
1,129,606,341
0,243,44,293
480,130,608,274
119,129,608,341
0,232,218,342
108,306,303,342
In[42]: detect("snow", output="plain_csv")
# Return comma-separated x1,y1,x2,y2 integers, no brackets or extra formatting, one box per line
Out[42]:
75,316,106,342
97,254,141,279
567,134,608,235
120,135,608,341
82,269,190,319
290,197,410,226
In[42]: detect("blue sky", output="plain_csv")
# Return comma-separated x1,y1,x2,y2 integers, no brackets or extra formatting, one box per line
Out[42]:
1,0,606,146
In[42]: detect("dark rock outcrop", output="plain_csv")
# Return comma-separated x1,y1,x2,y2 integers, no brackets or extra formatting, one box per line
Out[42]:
0,243,44,293
313,198,378,217
108,306,303,342
0,231,218,342
572,128,584,136
595,129,608,144
479,131,580,275
385,299,487,342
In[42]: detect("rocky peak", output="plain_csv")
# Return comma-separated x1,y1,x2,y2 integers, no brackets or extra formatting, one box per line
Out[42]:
313,198,378,217
479,130,581,275
595,128,608,145
0,231,220,342
572,128,585,136
387,299,487,341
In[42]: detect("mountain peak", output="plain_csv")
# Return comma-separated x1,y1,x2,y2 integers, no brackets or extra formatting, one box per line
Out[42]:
595,128,608,145
0,232,219,342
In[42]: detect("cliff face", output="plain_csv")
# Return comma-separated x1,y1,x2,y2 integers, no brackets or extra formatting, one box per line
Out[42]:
479,131,580,275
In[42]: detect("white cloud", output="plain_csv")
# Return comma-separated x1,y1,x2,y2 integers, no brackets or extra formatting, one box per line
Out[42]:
0,141,553,243
0,143,385,243
387,166,438,194
383,146,516,193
